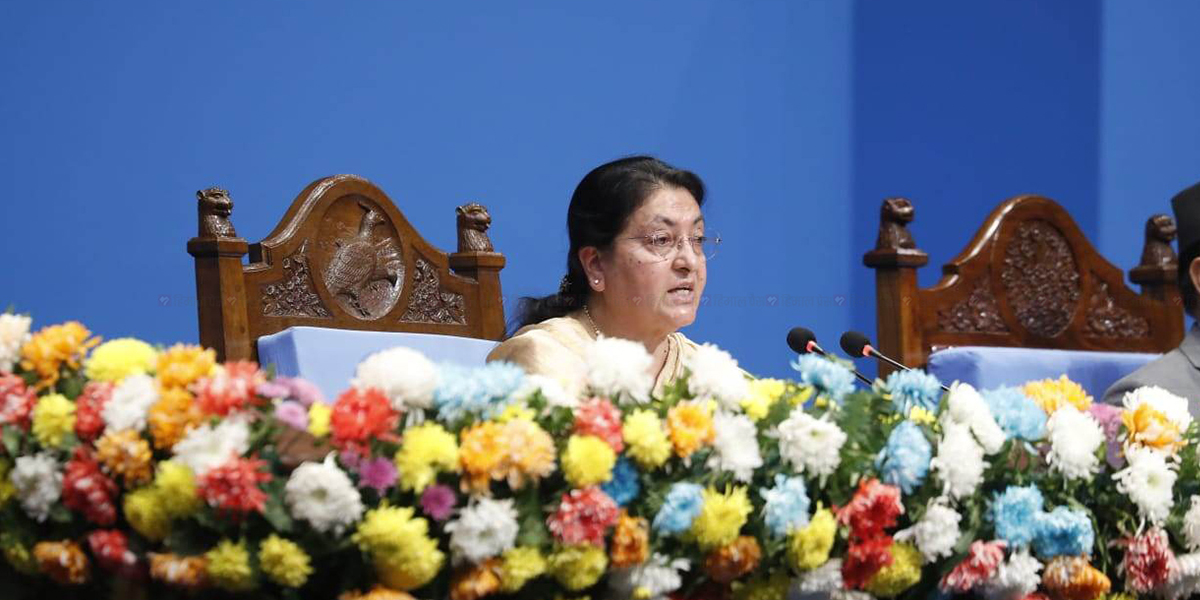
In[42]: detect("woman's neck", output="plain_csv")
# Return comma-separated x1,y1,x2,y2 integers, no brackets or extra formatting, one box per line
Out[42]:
582,302,670,375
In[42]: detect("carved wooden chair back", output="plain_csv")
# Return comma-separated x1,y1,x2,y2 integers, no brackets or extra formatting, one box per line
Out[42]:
864,195,1184,373
187,175,506,362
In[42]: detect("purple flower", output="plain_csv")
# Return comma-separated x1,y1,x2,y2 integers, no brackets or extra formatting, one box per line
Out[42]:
257,380,291,400
282,377,326,406
339,448,364,471
274,400,309,431
420,484,457,521
1088,403,1125,469
357,457,397,494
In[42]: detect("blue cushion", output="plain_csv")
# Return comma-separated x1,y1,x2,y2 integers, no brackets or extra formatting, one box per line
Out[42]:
257,326,499,402
926,346,1160,397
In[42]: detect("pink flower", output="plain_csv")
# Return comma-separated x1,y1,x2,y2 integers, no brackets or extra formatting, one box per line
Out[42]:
357,457,397,494
1122,527,1178,593
1087,403,1125,469
256,380,291,400
574,396,624,453
420,484,457,521
283,377,325,406
274,400,309,431
941,540,1007,593
546,486,620,546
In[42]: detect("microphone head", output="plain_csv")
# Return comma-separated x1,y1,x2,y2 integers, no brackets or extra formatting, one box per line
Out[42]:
840,331,872,357
786,327,818,354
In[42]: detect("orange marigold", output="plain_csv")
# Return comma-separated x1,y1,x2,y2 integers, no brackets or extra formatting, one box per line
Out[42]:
450,558,502,600
610,511,650,568
147,387,205,450
20,321,100,390
493,419,557,490
1041,556,1111,600
667,402,715,458
330,387,400,455
33,540,91,585
95,429,154,488
149,552,208,588
704,535,762,583
338,586,417,600
193,361,265,417
459,422,505,495
156,343,217,390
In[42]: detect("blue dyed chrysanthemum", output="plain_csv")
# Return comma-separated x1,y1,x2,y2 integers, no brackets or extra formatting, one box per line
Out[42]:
601,458,640,507
791,354,857,404
884,369,943,415
433,361,526,423
982,386,1047,441
652,482,705,534
1032,506,1094,559
990,485,1045,547
760,474,811,537
875,421,932,494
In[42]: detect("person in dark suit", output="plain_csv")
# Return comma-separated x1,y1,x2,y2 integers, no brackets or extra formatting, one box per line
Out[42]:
1104,181,1200,414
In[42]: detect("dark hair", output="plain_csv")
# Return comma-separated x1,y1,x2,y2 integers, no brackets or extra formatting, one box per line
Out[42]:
1181,241,1200,315
510,156,706,334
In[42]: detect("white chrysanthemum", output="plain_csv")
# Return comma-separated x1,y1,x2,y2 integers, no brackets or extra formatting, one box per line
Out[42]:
978,549,1042,600
351,346,438,412
1183,497,1200,552
101,373,159,433
1114,446,1177,525
1162,552,1200,600
517,374,578,411
1123,385,1192,433
707,411,762,482
773,409,847,477
0,313,32,373
445,497,519,565
10,452,62,522
170,417,250,477
585,337,653,404
284,455,364,535
685,343,749,411
831,592,874,600
1045,405,1105,481
930,422,986,500
895,499,962,563
609,553,689,600
797,559,844,593
945,382,1007,454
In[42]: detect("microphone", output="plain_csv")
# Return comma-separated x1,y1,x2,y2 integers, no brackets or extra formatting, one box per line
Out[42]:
839,330,950,392
788,327,873,386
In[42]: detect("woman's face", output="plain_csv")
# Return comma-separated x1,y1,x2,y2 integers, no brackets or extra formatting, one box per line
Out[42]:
593,185,707,337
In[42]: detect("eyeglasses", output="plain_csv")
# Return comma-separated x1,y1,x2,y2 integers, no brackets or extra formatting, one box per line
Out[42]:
628,231,721,261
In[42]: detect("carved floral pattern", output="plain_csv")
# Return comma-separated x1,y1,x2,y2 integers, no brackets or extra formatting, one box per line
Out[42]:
936,276,1009,333
1085,276,1150,339
261,242,331,319
400,258,467,325
999,221,1081,338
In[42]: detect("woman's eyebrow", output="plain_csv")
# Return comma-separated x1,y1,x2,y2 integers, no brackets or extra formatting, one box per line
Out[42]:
650,215,705,226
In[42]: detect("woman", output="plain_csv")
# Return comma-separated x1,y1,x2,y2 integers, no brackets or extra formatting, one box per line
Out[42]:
487,156,717,396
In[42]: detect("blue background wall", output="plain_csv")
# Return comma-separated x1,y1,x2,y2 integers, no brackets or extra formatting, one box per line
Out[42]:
1,1,1197,380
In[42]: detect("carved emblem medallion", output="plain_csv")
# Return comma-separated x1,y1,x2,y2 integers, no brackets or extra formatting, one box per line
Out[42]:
999,220,1081,338
317,199,405,320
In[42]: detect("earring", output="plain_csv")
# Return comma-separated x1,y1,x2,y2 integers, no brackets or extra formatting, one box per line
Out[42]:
593,279,599,284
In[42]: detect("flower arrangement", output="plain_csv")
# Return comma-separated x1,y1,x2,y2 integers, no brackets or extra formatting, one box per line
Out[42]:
2,311,1200,600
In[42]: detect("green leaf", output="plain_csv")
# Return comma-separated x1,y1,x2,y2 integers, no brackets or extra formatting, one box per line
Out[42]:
1,426,20,457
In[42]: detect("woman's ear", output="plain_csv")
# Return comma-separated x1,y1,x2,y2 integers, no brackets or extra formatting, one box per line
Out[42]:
578,247,605,292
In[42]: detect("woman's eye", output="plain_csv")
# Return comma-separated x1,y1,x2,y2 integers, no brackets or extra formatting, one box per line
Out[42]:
649,233,673,247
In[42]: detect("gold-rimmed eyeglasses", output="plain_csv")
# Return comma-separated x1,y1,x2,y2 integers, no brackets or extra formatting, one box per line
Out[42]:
628,231,721,261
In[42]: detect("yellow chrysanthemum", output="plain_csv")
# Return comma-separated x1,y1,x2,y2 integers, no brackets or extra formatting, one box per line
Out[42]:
548,544,607,591
147,387,204,450
84,338,158,383
733,572,791,600
154,460,201,518
1024,375,1092,414
95,429,153,487
337,587,418,600
31,393,75,449
20,321,100,390
690,486,752,550
259,534,312,588
308,402,332,437
907,405,937,426
1123,403,1182,453
497,403,536,423
0,458,15,505
788,506,836,571
395,422,460,493
156,343,217,390
622,409,672,469
459,421,504,494
666,402,715,459
1,534,38,576
741,378,786,421
353,505,445,591
789,385,816,407
206,540,256,591
494,419,557,490
499,546,547,593
561,435,616,488
124,487,171,541
864,542,922,597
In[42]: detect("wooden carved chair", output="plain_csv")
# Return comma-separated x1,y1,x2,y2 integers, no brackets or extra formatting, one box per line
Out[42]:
186,174,506,364
864,195,1184,387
